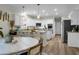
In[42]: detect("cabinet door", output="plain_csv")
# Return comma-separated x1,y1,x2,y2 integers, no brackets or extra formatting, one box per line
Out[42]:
77,13,79,25
71,13,78,25
71,11,79,25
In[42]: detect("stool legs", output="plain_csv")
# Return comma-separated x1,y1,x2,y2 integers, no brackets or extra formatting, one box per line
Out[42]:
0,31,3,37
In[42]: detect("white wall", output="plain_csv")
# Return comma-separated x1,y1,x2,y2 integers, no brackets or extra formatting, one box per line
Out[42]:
71,10,79,25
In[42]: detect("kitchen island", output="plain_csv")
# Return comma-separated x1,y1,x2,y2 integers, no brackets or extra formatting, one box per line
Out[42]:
68,32,79,48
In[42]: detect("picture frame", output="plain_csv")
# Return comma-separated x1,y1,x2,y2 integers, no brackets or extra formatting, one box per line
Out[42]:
3,12,7,21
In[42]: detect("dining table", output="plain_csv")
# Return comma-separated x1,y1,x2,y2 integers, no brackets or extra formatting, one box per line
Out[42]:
0,36,39,55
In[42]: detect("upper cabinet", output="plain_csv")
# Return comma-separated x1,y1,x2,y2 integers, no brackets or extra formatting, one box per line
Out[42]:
71,10,79,25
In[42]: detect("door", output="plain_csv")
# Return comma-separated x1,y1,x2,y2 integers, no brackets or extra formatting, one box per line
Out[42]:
55,18,61,35
55,21,61,34
64,20,71,43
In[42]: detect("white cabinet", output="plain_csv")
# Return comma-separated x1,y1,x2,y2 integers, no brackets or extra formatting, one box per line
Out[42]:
71,15,78,25
71,10,79,25
45,30,53,40
68,32,79,48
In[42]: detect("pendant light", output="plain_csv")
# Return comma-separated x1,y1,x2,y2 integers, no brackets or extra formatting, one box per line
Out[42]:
37,4,40,19
21,6,26,17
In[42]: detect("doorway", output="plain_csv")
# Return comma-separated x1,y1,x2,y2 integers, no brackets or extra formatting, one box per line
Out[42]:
55,17,61,36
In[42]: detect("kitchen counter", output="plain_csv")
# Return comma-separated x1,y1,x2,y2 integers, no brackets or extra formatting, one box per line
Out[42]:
68,32,79,48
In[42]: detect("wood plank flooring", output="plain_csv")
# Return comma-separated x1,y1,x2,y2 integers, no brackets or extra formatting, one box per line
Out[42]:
43,36,79,55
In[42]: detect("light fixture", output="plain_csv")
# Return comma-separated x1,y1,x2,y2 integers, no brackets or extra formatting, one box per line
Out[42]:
54,8,58,15
21,6,26,17
37,4,40,19
54,8,58,12
37,15,40,19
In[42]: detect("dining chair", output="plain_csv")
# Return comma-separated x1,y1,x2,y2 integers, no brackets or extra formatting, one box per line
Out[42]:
14,49,29,55
39,32,49,55
17,50,29,55
28,38,43,55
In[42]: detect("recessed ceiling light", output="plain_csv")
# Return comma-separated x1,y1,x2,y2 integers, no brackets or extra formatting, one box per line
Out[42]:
56,12,58,15
42,10,46,13
54,8,58,12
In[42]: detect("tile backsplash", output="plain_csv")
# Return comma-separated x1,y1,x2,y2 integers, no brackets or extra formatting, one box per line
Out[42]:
71,25,79,32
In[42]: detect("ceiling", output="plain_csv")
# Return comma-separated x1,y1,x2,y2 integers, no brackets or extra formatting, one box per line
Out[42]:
1,4,79,17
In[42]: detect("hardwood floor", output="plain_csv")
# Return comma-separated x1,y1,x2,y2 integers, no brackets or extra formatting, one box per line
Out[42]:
43,36,79,55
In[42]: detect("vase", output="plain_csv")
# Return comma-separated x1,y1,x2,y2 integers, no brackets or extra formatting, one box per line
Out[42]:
5,35,13,43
